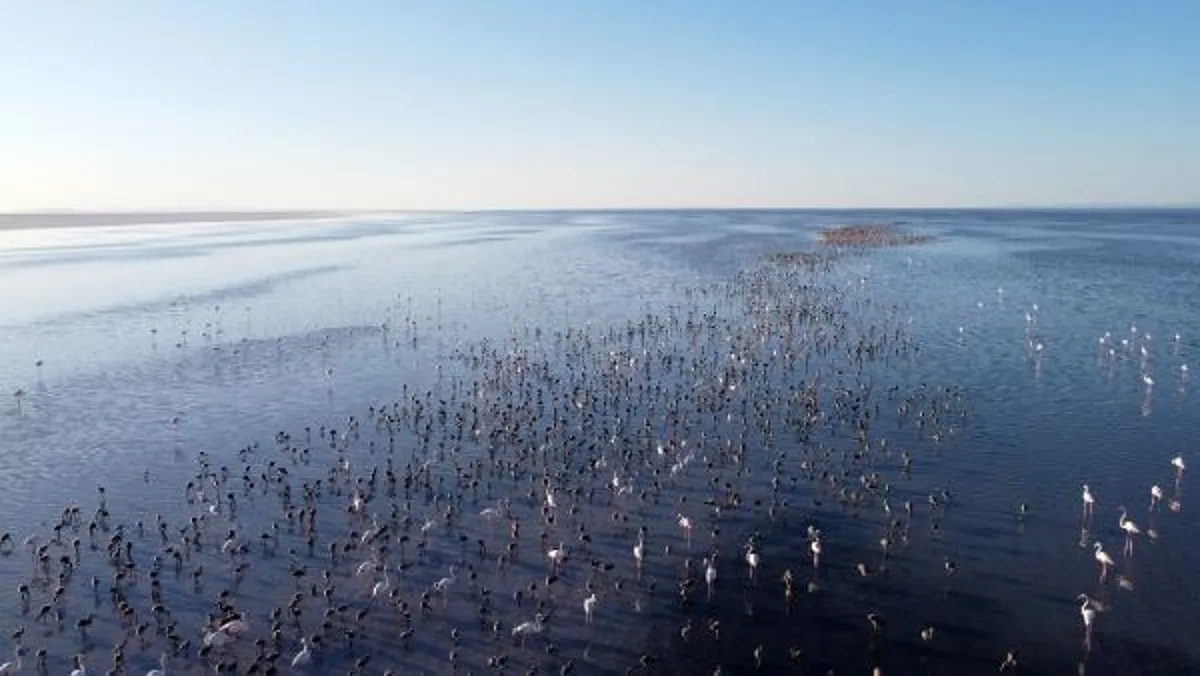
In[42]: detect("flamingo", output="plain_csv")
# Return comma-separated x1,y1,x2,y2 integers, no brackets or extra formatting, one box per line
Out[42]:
999,650,1019,672
202,627,230,649
633,537,645,574
676,513,693,548
218,612,249,636
583,593,597,625
1117,507,1140,556
432,565,457,594
371,567,391,599
1172,455,1186,481
1150,485,1163,511
69,655,86,676
291,637,312,669
0,647,23,675
355,558,378,579
1081,484,1096,519
1078,594,1097,650
704,557,717,599
1093,542,1115,582
745,546,760,583
810,536,822,569
512,613,546,645
358,515,381,546
146,653,168,676
547,542,568,571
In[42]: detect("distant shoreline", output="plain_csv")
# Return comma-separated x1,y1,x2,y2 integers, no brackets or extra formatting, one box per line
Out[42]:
0,211,342,232
0,206,1194,232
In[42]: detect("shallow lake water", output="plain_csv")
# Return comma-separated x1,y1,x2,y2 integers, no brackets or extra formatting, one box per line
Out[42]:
0,209,1197,675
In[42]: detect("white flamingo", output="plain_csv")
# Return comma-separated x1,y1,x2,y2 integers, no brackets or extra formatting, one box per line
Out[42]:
146,653,168,676
1150,485,1163,511
704,557,717,599
547,542,568,571
371,567,391,599
1172,455,1186,481
432,565,457,594
1117,507,1140,556
0,648,23,675
355,558,378,579
512,613,546,645
1078,594,1097,650
676,513,693,548
745,546,760,583
291,637,312,669
358,516,381,546
218,612,249,636
1093,542,1115,583
1081,484,1096,519
202,627,231,648
583,593,597,625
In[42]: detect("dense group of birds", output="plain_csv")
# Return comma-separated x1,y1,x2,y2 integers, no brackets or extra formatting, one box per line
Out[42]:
1,234,1192,675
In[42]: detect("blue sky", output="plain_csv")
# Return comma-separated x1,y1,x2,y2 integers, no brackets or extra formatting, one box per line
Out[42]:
1,1,1197,210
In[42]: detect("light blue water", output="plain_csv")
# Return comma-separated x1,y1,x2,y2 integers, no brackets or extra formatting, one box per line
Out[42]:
0,210,1197,675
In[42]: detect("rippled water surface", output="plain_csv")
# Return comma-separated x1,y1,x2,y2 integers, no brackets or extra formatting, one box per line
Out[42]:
0,209,1197,675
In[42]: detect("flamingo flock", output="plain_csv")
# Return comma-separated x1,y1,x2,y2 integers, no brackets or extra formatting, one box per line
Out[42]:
0,221,1194,675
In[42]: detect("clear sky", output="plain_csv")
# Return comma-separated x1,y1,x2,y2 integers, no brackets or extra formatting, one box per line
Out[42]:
1,1,1197,210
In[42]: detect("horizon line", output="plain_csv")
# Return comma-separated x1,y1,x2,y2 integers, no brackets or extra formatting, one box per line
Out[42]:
3,204,1199,216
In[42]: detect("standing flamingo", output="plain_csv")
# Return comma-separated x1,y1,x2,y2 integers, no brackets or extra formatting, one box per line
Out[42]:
1117,507,1140,556
547,542,568,572
583,593,597,625
291,637,312,669
1081,484,1096,520
1077,594,1097,650
745,546,760,583
704,557,717,599
676,513,693,548
1093,542,1115,583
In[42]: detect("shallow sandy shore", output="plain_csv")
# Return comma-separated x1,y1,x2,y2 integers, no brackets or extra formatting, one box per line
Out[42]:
0,211,341,231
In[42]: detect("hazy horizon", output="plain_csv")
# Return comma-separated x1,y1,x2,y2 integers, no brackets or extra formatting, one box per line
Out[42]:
5,203,1200,215
2,2,1197,211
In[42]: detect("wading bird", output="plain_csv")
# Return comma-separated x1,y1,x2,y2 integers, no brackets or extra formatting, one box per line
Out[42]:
1093,542,1115,583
